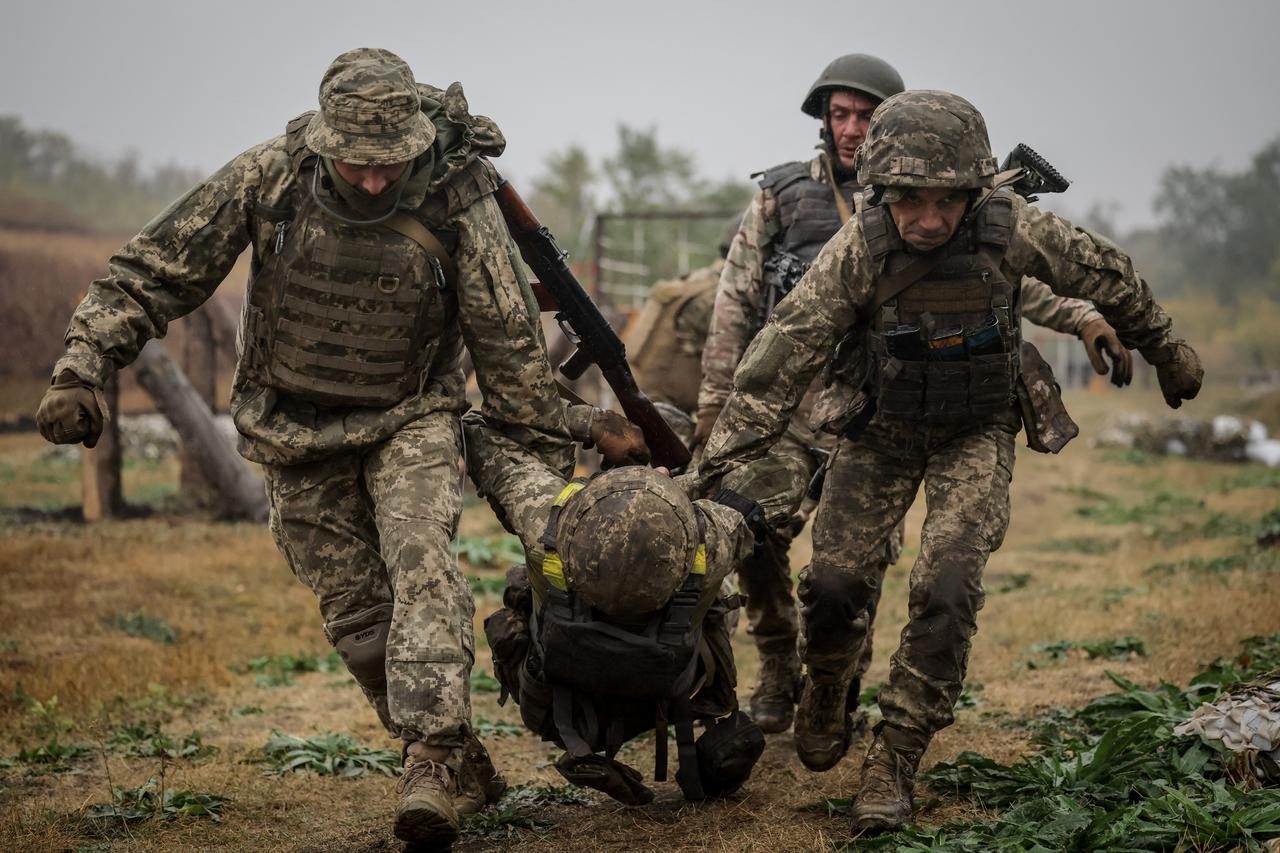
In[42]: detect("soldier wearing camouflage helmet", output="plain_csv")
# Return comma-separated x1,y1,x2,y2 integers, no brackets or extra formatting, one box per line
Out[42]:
463,409,797,806
35,48,576,847
699,89,1202,831
695,54,1119,740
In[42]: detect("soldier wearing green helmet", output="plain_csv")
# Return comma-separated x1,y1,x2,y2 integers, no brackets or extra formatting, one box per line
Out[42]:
695,54,1123,743
699,89,1203,832
34,47,576,847
462,409,797,806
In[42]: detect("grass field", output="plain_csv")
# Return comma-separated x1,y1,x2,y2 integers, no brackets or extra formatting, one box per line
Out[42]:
1,384,1278,851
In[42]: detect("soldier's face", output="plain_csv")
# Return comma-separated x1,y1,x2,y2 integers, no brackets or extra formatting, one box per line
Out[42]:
332,160,411,197
827,90,880,170
889,188,969,252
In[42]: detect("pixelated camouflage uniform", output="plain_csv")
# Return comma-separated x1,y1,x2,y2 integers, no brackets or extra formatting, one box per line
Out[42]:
51,77,571,762
701,178,1190,739
462,409,766,773
698,150,1101,682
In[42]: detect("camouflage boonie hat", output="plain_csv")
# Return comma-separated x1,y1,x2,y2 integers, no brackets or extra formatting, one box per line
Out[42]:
856,90,997,190
305,48,434,166
555,467,700,619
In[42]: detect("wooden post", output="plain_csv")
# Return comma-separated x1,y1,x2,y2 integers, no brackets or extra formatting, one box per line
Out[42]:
133,341,268,522
80,374,123,520
179,306,220,506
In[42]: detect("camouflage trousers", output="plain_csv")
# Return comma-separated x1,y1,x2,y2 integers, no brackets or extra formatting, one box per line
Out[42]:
263,410,474,756
742,433,898,685
799,413,1016,736
736,433,812,657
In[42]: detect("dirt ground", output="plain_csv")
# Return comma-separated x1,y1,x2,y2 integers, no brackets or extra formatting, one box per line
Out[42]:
1,383,1278,852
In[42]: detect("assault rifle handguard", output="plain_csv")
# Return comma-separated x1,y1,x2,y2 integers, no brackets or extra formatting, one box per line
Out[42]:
493,178,692,470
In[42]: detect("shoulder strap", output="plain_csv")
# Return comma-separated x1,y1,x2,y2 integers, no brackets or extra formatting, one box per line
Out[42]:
754,160,810,194
383,213,458,287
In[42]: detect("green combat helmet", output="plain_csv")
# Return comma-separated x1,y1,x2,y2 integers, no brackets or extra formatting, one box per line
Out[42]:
801,53,905,117
305,47,435,166
855,90,998,191
554,467,702,619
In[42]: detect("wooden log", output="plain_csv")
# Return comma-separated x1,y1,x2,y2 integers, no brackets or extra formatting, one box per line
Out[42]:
133,341,268,522
80,374,123,520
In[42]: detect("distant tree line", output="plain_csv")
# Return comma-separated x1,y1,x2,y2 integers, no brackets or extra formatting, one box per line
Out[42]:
0,115,203,234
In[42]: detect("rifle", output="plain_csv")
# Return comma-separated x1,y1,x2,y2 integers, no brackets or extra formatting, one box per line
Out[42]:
760,250,809,324
493,178,693,469
997,143,1071,202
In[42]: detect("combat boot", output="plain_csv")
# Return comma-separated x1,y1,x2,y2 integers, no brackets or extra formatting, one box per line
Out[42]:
852,722,929,832
394,741,461,847
749,642,801,734
794,665,859,771
454,732,507,816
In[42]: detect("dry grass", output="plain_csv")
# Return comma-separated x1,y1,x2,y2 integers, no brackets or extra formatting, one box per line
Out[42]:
1,384,1278,851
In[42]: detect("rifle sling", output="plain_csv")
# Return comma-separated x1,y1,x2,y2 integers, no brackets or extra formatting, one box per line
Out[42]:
383,213,458,286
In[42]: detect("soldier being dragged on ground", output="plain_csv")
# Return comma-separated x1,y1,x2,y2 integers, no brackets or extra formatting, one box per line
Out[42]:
465,405,797,805
34,48,575,847
692,53,1131,741
699,90,1202,832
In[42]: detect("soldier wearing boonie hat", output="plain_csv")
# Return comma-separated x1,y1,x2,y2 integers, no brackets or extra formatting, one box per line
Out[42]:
37,47,574,848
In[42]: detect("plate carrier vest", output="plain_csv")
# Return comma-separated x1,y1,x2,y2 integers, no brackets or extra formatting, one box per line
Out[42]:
241,112,495,407
862,189,1022,423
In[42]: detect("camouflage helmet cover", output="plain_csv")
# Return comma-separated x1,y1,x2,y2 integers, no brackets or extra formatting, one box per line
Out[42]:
801,53,905,117
856,90,998,190
305,48,435,166
555,467,700,619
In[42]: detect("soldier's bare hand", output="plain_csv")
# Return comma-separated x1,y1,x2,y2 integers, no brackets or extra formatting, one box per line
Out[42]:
1153,342,1203,409
36,372,104,447
1080,318,1133,387
590,409,651,466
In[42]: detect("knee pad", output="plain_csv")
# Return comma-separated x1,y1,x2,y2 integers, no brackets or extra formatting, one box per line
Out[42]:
798,562,879,629
694,711,765,798
330,603,393,693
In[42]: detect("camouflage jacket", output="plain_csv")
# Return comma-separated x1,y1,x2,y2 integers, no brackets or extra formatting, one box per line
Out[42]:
700,192,1184,479
461,410,752,614
698,152,1100,438
54,89,572,470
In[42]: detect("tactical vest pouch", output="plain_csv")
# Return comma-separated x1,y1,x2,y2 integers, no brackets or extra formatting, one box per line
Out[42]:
876,357,926,419
539,613,698,699
969,352,1017,417
483,608,529,706
1016,341,1078,453
924,361,971,419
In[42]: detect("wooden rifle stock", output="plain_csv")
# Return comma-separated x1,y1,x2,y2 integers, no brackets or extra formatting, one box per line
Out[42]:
495,179,692,469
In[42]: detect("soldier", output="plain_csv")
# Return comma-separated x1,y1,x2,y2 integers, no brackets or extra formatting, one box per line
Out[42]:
699,90,1202,831
34,48,574,847
696,54,1130,739
464,407,789,805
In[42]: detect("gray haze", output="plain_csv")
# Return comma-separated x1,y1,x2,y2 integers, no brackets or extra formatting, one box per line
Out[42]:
4,0,1278,230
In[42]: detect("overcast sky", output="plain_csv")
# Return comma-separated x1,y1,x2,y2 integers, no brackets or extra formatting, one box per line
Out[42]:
4,0,1278,230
